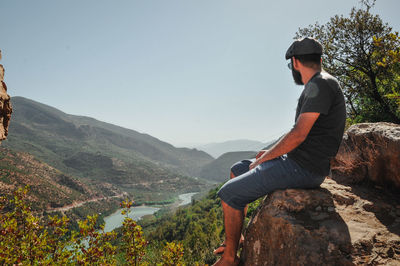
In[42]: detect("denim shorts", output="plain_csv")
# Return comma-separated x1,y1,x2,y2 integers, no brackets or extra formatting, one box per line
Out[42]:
217,156,325,210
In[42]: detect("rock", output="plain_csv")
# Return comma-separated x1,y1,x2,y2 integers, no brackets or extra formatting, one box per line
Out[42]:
241,178,400,265
0,50,12,143
331,122,400,190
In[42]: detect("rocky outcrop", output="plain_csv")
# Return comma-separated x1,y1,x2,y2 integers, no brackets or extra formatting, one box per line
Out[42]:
241,178,400,265
331,122,400,189
241,123,400,265
0,50,12,143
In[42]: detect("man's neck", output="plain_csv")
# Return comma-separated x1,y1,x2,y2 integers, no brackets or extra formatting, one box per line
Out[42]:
302,68,321,85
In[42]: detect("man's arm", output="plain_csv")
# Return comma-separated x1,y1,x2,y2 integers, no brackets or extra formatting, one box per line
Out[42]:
250,112,320,169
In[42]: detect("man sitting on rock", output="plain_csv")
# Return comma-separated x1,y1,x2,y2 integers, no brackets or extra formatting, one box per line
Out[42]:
213,37,346,266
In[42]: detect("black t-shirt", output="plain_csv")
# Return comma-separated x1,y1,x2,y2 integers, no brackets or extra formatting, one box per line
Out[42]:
287,71,346,176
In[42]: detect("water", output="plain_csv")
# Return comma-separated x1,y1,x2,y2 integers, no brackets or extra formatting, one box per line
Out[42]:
103,192,198,232
178,192,198,206
103,206,159,232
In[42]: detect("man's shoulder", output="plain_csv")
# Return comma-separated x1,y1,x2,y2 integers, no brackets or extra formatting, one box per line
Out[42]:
312,72,340,87
307,71,341,94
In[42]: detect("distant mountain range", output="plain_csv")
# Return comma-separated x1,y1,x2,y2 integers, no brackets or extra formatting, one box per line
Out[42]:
2,96,213,206
196,139,276,158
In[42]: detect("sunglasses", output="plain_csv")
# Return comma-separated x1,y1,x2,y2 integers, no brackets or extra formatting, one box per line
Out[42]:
287,61,293,70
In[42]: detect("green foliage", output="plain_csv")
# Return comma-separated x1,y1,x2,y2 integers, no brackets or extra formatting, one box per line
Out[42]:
0,187,184,265
0,187,117,265
120,200,148,265
295,1,400,124
145,187,224,265
0,186,53,265
0,185,262,265
160,242,184,266
71,215,117,265
144,186,263,265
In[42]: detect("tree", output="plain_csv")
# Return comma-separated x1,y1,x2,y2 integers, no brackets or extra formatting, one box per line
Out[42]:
295,0,400,124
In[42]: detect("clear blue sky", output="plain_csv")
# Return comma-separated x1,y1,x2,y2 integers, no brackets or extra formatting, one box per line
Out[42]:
1,0,399,147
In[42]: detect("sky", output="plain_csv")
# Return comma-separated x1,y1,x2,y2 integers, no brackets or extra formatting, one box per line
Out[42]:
1,0,399,147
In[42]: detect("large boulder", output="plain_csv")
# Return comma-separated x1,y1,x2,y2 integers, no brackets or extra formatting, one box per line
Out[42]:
331,122,400,189
0,50,12,143
241,178,400,265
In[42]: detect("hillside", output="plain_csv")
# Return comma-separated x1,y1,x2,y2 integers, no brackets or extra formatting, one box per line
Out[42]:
2,96,211,203
198,151,256,182
0,147,117,211
6,97,213,175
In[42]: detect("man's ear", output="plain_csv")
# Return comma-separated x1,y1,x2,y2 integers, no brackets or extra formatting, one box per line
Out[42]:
292,57,301,70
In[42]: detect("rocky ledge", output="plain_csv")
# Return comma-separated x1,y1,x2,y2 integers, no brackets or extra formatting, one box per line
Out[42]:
241,123,400,265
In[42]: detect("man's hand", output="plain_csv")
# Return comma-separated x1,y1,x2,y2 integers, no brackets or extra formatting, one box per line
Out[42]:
249,161,258,170
250,150,268,169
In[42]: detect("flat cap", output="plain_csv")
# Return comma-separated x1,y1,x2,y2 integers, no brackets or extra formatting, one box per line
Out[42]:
285,37,323,60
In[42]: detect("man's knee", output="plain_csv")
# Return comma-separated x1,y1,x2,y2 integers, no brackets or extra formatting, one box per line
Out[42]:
230,171,235,179
230,160,252,178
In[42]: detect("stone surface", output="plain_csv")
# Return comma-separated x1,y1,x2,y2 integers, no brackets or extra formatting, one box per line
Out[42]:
241,178,400,265
331,122,400,190
0,50,12,143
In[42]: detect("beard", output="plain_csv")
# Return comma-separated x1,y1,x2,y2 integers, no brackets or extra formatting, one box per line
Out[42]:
291,68,304,85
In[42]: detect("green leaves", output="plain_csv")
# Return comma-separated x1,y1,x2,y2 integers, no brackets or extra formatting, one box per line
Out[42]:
296,3,400,124
160,242,184,266
0,187,152,265
0,186,194,265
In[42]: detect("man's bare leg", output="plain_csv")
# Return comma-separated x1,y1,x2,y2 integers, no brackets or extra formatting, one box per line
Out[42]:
214,171,247,255
213,200,243,266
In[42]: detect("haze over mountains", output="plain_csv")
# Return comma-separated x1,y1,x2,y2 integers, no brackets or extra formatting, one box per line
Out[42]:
196,139,276,158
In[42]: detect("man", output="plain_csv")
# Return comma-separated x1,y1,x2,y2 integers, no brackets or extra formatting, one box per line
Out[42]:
213,37,346,266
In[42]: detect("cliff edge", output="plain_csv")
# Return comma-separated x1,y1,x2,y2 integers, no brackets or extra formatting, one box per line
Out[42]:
241,123,400,265
0,50,12,143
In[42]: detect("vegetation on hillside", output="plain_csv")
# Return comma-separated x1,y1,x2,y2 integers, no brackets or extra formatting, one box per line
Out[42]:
295,0,400,124
0,184,262,265
0,147,103,210
0,187,184,265
140,187,261,265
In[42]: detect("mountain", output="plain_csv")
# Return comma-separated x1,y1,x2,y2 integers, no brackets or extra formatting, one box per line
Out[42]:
2,96,213,203
196,139,275,158
198,151,257,182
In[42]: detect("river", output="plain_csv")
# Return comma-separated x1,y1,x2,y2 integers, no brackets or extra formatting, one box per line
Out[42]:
177,192,198,206
103,192,198,232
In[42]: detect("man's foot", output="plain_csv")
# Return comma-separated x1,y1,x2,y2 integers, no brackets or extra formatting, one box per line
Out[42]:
213,235,244,255
212,256,240,266
213,243,226,255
